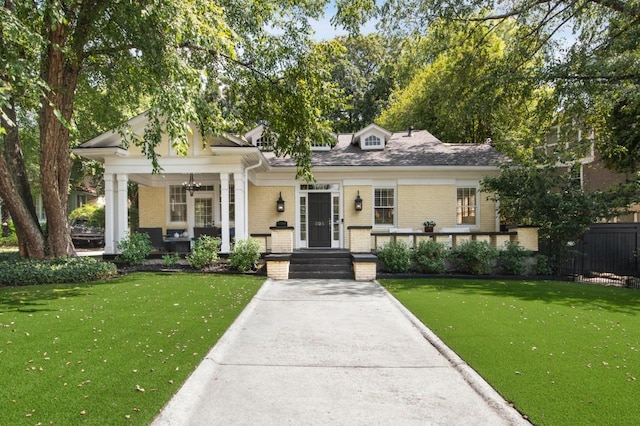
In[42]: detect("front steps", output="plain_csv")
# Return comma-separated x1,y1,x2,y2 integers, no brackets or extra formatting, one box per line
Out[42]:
288,250,353,279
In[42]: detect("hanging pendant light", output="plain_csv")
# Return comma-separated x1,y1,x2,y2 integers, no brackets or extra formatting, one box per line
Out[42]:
183,173,201,196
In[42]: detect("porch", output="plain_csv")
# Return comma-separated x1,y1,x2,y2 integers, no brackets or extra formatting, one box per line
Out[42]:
261,226,539,281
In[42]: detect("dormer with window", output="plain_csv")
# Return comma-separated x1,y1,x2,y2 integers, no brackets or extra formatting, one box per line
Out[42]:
244,124,275,151
352,124,392,151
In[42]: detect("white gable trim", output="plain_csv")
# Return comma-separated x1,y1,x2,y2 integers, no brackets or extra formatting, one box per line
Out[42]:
351,124,393,151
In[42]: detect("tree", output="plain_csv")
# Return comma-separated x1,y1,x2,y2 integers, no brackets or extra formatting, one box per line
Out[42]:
378,0,640,172
324,34,397,133
378,19,555,155
1,0,344,258
481,159,638,271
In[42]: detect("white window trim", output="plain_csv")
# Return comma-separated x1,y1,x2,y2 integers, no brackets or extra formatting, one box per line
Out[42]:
167,185,188,226
373,186,396,228
456,186,479,228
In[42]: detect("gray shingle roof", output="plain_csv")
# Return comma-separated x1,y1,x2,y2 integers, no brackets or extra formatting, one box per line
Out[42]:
264,129,508,168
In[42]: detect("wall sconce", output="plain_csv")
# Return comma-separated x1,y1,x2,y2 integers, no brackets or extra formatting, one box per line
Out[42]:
354,191,363,211
276,192,285,212
183,173,201,196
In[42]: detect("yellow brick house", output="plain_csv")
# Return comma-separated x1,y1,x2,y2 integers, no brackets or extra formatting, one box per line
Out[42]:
73,115,507,255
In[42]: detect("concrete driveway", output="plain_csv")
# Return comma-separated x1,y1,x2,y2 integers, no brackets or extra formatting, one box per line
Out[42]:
152,279,529,425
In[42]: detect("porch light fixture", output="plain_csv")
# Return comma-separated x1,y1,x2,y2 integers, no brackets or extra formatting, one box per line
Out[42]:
354,191,363,211
276,192,285,212
183,173,201,196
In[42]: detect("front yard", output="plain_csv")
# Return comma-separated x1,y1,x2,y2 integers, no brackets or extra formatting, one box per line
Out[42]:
381,278,640,425
0,273,263,425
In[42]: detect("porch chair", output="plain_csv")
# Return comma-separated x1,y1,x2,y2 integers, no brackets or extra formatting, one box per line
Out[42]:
193,226,220,240
137,227,165,252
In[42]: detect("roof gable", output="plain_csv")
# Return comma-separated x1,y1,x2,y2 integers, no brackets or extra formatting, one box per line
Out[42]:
352,124,393,150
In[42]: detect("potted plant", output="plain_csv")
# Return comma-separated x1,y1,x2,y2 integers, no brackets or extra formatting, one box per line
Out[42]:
423,220,436,232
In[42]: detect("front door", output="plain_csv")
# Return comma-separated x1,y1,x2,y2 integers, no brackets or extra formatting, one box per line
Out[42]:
308,193,331,247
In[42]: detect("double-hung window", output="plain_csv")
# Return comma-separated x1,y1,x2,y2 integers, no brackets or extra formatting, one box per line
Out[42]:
456,187,477,225
169,185,187,222
374,188,395,225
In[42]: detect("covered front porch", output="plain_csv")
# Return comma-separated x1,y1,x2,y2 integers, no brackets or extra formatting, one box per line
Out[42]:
103,165,257,255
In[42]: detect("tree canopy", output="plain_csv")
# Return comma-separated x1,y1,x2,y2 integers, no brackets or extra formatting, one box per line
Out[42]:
378,19,555,157
377,0,640,171
0,0,347,258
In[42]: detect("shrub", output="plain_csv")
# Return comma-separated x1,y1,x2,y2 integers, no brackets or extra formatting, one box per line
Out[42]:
0,257,117,286
498,241,531,275
0,221,18,247
229,238,261,272
69,204,105,228
413,239,448,274
162,253,181,267
186,235,220,269
116,233,153,266
377,240,412,273
534,254,554,276
449,240,498,275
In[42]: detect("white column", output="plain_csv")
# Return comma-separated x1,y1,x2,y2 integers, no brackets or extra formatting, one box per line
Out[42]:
116,174,129,245
234,173,245,241
104,174,115,254
220,173,230,253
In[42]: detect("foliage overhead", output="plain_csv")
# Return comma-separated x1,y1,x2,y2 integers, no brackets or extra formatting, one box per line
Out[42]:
377,0,640,172
0,0,356,258
378,18,555,157
324,34,398,133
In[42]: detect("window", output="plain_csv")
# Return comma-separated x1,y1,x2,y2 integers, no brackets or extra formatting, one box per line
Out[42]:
456,188,477,225
300,196,307,241
364,135,381,147
35,195,47,223
374,188,394,225
169,186,187,222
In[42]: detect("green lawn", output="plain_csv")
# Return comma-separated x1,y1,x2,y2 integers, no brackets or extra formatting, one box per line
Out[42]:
0,273,264,425
381,278,640,425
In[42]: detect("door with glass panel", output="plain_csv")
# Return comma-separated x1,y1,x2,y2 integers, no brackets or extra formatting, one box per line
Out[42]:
193,195,214,227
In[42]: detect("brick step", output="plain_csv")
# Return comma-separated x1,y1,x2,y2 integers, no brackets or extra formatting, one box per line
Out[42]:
291,250,351,260
290,257,352,265
289,270,354,279
289,263,352,272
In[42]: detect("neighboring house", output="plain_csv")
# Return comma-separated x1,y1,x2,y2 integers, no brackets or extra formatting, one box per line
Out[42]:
73,113,507,255
544,125,639,222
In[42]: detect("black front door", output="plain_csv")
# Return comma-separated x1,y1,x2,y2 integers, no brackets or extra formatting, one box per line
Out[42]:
308,193,332,247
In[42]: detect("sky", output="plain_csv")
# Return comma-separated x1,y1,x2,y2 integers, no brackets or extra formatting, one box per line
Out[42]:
309,5,378,41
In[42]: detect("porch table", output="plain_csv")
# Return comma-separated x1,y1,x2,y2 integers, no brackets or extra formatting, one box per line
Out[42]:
163,237,191,253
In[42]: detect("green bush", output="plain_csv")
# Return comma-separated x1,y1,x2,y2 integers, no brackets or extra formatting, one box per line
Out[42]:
534,254,554,276
162,253,181,267
0,221,18,247
413,239,448,274
68,204,105,228
377,240,412,273
0,257,117,286
498,241,531,275
186,235,220,269
449,240,498,275
229,238,261,272
116,233,153,266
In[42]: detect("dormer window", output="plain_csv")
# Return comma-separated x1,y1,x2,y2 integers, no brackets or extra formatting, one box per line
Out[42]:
364,135,381,147
255,135,273,151
352,124,392,151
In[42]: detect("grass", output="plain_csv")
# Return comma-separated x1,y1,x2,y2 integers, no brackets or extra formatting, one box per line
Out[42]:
381,278,640,425
0,272,264,425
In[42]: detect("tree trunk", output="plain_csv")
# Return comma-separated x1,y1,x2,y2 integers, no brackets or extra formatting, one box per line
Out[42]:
39,19,79,257
0,103,47,258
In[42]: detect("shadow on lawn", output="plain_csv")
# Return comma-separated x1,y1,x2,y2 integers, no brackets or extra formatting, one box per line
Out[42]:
0,277,127,314
382,278,640,315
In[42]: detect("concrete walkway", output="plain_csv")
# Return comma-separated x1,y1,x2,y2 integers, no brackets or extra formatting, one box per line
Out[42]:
152,279,529,425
